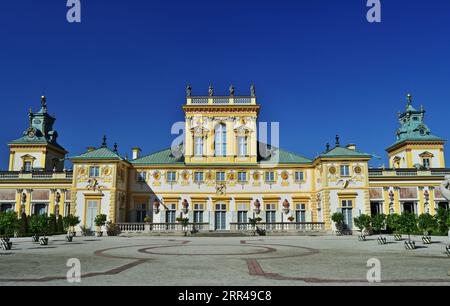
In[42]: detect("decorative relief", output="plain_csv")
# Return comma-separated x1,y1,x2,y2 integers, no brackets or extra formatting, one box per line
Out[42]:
329,166,337,175
102,166,112,176
153,170,161,181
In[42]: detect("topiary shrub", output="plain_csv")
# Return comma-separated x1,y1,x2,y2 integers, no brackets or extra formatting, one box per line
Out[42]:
57,215,64,233
331,212,345,234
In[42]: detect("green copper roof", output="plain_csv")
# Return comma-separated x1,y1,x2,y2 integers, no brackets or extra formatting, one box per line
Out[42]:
318,146,372,158
131,144,312,165
70,147,124,160
9,136,67,152
131,147,185,165
392,95,444,146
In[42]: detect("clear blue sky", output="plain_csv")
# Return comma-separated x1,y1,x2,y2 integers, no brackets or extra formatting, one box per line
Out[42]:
1,0,449,168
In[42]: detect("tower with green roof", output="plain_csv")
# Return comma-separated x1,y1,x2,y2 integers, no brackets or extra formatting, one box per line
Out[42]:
387,94,446,169
8,96,68,172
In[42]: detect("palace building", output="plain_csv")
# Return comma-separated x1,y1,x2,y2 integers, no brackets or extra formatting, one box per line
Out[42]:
0,88,448,233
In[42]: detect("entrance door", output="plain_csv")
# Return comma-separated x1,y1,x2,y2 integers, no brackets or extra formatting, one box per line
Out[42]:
438,202,449,210
136,204,146,223
215,203,227,230
166,206,176,230
34,204,47,216
237,211,247,230
370,202,382,216
0,204,13,213
402,202,415,214
342,200,353,230
86,200,99,230
265,204,276,230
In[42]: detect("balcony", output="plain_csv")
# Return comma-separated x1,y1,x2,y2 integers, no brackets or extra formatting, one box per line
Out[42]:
117,223,210,233
369,168,450,178
186,96,256,106
0,171,73,180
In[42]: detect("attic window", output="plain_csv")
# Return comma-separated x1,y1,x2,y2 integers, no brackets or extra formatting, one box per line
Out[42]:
413,117,419,121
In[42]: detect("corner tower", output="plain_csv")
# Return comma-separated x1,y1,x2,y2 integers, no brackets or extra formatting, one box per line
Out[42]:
183,84,260,165
8,96,68,171
387,94,445,169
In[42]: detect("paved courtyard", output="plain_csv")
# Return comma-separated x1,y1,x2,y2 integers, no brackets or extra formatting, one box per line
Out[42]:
1,234,449,286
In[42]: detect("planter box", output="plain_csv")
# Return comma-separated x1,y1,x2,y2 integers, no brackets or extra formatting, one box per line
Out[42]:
66,235,73,242
95,232,103,237
358,235,366,241
422,236,432,244
39,237,49,246
377,237,387,245
394,234,402,241
0,239,12,250
404,240,416,250
445,245,450,257
32,235,40,243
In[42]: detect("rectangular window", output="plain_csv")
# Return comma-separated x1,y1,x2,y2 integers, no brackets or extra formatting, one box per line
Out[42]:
296,203,306,223
167,171,177,183
216,172,226,182
24,161,32,172
215,203,227,211
89,166,100,178
294,171,304,182
341,200,353,230
238,171,247,183
423,158,431,168
194,137,203,157
137,171,147,182
194,172,204,183
265,171,275,183
238,136,247,156
340,165,350,177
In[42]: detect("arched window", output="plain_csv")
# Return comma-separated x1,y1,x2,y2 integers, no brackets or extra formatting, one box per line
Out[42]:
215,123,227,157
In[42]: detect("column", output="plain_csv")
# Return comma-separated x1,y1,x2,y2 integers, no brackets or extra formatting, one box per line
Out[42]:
383,187,390,215
394,187,400,214
50,189,57,215
59,190,66,217
26,189,33,215
418,187,424,215
15,189,23,215
429,186,436,215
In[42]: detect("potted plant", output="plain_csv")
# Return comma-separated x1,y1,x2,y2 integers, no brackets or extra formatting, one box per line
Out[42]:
94,214,107,237
353,214,371,241
372,214,387,245
106,221,118,236
418,213,438,244
36,215,50,246
331,212,345,235
63,214,81,242
399,212,418,250
387,213,402,241
28,214,41,242
79,225,90,237
435,208,449,236
248,217,263,236
0,211,18,250
176,216,190,236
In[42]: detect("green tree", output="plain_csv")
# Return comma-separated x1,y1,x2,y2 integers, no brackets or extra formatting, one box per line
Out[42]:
57,215,64,233
48,214,57,234
0,211,19,238
29,215,50,237
417,213,438,236
371,214,386,237
399,212,418,241
331,212,345,233
435,208,449,234
353,214,371,235
63,215,81,234
386,213,401,234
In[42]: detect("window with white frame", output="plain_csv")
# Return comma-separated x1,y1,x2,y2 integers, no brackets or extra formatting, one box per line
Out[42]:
238,136,247,156
294,171,304,182
90,166,100,178
194,172,204,183
238,171,247,183
265,171,275,183
23,161,32,172
214,124,227,157
193,203,204,223
340,165,350,177
194,137,203,157
166,171,177,183
216,171,226,182
295,203,306,222
423,158,431,169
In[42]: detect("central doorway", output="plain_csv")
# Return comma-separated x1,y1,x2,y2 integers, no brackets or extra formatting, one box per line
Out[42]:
214,203,227,230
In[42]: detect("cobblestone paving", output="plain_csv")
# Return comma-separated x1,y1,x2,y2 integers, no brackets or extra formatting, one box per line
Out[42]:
1,235,449,286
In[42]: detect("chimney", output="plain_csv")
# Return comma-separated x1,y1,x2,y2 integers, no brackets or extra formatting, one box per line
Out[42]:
132,147,141,160
346,144,356,151
87,147,96,152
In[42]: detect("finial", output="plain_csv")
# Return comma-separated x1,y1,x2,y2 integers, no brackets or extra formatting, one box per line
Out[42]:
407,93,412,105
229,84,235,96
208,84,214,96
326,143,330,152
186,84,192,97
101,135,107,148
335,135,340,146
113,143,118,153
250,82,256,97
